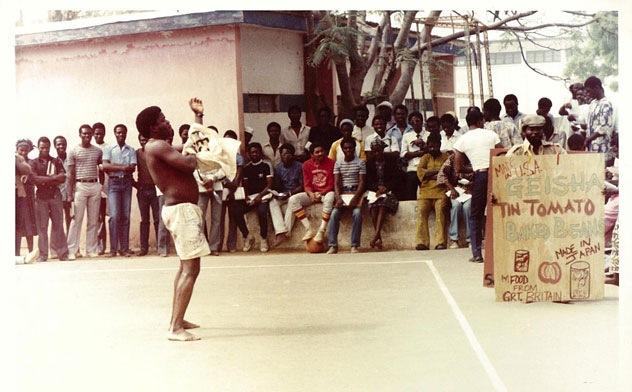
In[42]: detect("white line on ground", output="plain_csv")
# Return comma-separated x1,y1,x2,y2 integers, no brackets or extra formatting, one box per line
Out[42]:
32,259,429,274
424,259,508,392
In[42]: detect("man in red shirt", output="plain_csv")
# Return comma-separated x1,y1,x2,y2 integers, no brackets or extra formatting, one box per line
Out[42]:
286,142,335,242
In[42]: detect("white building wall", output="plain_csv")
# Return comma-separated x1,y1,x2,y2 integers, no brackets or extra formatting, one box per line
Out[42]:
240,25,305,144
453,39,572,123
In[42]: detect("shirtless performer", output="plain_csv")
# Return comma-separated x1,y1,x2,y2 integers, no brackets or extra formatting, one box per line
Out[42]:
136,106,210,341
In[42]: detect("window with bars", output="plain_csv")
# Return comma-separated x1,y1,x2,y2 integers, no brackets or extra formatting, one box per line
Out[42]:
526,50,561,63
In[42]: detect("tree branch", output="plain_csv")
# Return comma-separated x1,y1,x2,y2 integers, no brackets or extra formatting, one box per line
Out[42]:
366,12,389,70
563,11,596,18
371,11,391,94
377,11,417,97
411,11,537,54
496,19,598,32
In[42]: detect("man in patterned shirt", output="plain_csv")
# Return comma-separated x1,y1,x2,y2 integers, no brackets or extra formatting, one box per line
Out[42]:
484,98,521,148
584,76,615,153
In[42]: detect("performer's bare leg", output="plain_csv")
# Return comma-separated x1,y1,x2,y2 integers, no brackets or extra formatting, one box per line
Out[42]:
167,258,201,341
169,265,199,330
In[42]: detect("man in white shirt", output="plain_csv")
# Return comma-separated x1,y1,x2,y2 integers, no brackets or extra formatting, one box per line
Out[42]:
400,111,428,200
351,105,372,143
364,115,399,160
280,105,310,162
262,121,282,167
387,104,413,149
439,113,462,152
502,94,525,132
453,110,503,263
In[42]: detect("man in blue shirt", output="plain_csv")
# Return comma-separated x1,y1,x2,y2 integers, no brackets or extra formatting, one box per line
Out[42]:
271,143,303,247
103,124,137,257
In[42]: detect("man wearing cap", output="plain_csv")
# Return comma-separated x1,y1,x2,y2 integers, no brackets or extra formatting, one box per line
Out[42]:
584,75,615,153
329,119,366,163
507,114,566,156
281,105,311,162
66,124,103,259
376,101,395,130
308,107,342,153
453,110,503,263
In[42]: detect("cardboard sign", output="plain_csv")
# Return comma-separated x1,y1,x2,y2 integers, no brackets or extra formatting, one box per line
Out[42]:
491,153,604,302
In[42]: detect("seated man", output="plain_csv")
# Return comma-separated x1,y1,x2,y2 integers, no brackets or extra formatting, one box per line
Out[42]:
286,142,335,242
271,143,303,247
437,152,473,249
327,138,366,254
415,132,449,251
242,142,282,252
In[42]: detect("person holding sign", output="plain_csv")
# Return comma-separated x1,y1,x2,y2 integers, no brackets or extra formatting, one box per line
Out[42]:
506,114,567,156
326,138,366,254
453,110,503,262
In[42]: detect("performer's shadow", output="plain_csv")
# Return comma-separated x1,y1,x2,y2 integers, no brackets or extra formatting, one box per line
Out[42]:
200,323,381,339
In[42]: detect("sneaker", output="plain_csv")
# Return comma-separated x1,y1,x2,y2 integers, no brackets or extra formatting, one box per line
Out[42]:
313,229,324,243
415,244,429,251
326,246,337,254
350,246,359,253
68,254,76,261
24,249,40,264
15,256,26,265
260,240,269,253
469,256,484,263
449,241,459,249
243,234,255,252
301,227,315,241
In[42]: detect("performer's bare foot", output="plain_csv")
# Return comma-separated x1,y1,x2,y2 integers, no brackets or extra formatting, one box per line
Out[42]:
167,329,200,341
182,320,200,329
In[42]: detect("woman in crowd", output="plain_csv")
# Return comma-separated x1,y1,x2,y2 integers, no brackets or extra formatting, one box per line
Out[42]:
365,138,402,250
15,139,38,257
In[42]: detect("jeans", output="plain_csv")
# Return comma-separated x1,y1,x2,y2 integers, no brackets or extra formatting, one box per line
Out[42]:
327,206,362,248
198,191,223,251
225,200,249,251
137,185,160,252
97,197,107,253
35,193,68,259
469,171,488,258
67,182,101,255
449,197,471,242
245,201,270,239
108,177,133,253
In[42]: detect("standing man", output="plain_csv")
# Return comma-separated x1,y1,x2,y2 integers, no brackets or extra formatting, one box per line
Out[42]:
137,105,209,341
93,122,110,255
262,121,282,167
375,101,395,129
584,75,615,152
29,137,69,262
103,124,136,257
400,111,428,201
484,98,521,148
308,107,342,153
415,133,449,251
281,105,311,162
453,111,503,263
351,105,372,143
501,94,525,132
66,124,103,260
387,104,413,149
327,138,366,254
440,113,462,152
135,133,160,256
364,115,399,160
54,135,73,233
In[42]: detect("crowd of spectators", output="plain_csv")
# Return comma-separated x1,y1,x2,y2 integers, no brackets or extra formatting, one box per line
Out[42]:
15,75,619,285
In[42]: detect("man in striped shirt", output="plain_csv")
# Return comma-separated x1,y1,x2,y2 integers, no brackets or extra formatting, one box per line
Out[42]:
327,138,366,254
66,124,103,259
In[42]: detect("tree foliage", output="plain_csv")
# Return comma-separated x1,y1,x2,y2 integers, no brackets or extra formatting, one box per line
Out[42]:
564,11,618,90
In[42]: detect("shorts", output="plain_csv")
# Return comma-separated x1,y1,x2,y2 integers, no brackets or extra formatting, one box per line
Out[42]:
161,203,210,260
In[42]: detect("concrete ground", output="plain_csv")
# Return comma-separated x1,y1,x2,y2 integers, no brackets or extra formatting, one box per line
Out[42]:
15,249,619,392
